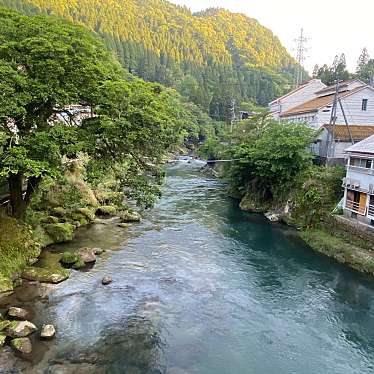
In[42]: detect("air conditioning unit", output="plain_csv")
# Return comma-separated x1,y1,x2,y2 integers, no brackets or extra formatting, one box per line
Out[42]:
353,182,360,189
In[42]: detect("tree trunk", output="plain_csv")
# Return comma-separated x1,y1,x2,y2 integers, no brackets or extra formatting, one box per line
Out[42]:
9,172,26,219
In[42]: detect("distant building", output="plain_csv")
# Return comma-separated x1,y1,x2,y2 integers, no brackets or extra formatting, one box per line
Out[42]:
269,79,326,118
311,124,374,163
342,135,374,227
280,79,374,130
49,105,93,126
270,79,374,163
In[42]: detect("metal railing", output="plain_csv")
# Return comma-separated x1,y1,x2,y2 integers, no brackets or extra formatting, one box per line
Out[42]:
368,204,374,217
345,199,366,215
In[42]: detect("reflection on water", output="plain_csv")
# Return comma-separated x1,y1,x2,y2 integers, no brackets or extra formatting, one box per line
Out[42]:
1,161,374,374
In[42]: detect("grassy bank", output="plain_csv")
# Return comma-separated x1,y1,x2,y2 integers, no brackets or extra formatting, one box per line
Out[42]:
301,228,374,276
0,218,41,293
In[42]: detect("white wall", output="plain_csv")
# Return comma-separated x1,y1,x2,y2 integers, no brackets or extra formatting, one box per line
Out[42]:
270,79,326,118
285,87,374,129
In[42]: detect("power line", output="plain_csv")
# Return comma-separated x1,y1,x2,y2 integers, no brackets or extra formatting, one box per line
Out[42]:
293,28,308,87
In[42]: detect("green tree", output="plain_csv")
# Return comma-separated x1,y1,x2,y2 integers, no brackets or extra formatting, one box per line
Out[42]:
0,8,122,217
229,120,315,201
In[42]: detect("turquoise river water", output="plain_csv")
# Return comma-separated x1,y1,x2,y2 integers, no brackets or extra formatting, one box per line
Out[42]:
1,161,374,373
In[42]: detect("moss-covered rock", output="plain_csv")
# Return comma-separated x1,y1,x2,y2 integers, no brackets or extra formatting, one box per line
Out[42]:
40,216,59,224
119,210,141,223
72,258,86,270
43,223,74,243
60,252,79,266
96,205,117,216
13,278,23,288
70,213,89,226
6,321,37,338
0,276,13,295
75,207,96,222
10,337,32,354
94,190,123,205
0,320,11,332
239,193,268,213
77,248,96,263
52,207,68,217
22,267,70,284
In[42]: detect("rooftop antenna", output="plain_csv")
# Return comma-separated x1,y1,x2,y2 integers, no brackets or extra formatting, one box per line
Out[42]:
293,28,308,87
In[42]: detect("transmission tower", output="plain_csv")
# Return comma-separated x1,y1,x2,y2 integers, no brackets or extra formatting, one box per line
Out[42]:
294,28,308,87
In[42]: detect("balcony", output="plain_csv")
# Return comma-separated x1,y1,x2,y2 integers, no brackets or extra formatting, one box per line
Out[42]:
369,204,374,218
345,200,366,215
347,165,374,176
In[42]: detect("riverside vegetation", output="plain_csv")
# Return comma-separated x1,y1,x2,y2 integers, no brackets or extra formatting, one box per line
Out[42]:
0,7,218,299
199,114,374,276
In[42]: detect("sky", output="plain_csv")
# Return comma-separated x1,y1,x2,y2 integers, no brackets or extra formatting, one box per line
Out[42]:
171,0,374,74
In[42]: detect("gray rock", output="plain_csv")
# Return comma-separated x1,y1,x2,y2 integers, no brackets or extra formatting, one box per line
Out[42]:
93,248,104,255
8,307,29,320
40,324,56,339
5,320,37,338
0,333,5,347
77,248,97,263
11,337,32,354
102,276,112,285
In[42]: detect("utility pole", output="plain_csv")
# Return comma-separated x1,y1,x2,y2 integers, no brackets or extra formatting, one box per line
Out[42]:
229,99,236,134
294,28,308,87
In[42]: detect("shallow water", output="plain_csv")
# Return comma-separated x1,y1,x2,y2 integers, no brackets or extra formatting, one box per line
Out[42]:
2,162,374,373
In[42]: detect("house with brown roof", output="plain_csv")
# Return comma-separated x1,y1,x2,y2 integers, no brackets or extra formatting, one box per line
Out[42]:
271,79,374,163
269,79,326,118
280,79,374,129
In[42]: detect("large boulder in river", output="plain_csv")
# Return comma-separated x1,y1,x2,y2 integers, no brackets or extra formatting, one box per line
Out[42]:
40,324,56,339
22,266,70,284
102,276,112,285
96,205,117,216
7,307,30,320
77,248,96,263
60,251,79,266
11,337,32,354
119,210,141,223
5,320,37,338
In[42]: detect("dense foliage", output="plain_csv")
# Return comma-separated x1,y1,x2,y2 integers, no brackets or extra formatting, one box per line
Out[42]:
228,119,316,202
0,0,305,121
0,7,209,218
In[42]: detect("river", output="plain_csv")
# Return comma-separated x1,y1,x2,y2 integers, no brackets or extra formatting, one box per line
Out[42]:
2,161,374,373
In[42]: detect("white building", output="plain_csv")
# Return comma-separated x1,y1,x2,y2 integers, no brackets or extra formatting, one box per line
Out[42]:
311,124,374,161
342,135,374,227
280,79,374,130
269,79,326,118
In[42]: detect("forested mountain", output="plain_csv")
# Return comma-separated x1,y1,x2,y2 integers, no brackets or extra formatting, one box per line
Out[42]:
0,0,305,120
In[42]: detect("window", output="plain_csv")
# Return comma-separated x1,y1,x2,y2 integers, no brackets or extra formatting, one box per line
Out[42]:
362,98,368,111
350,157,373,168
